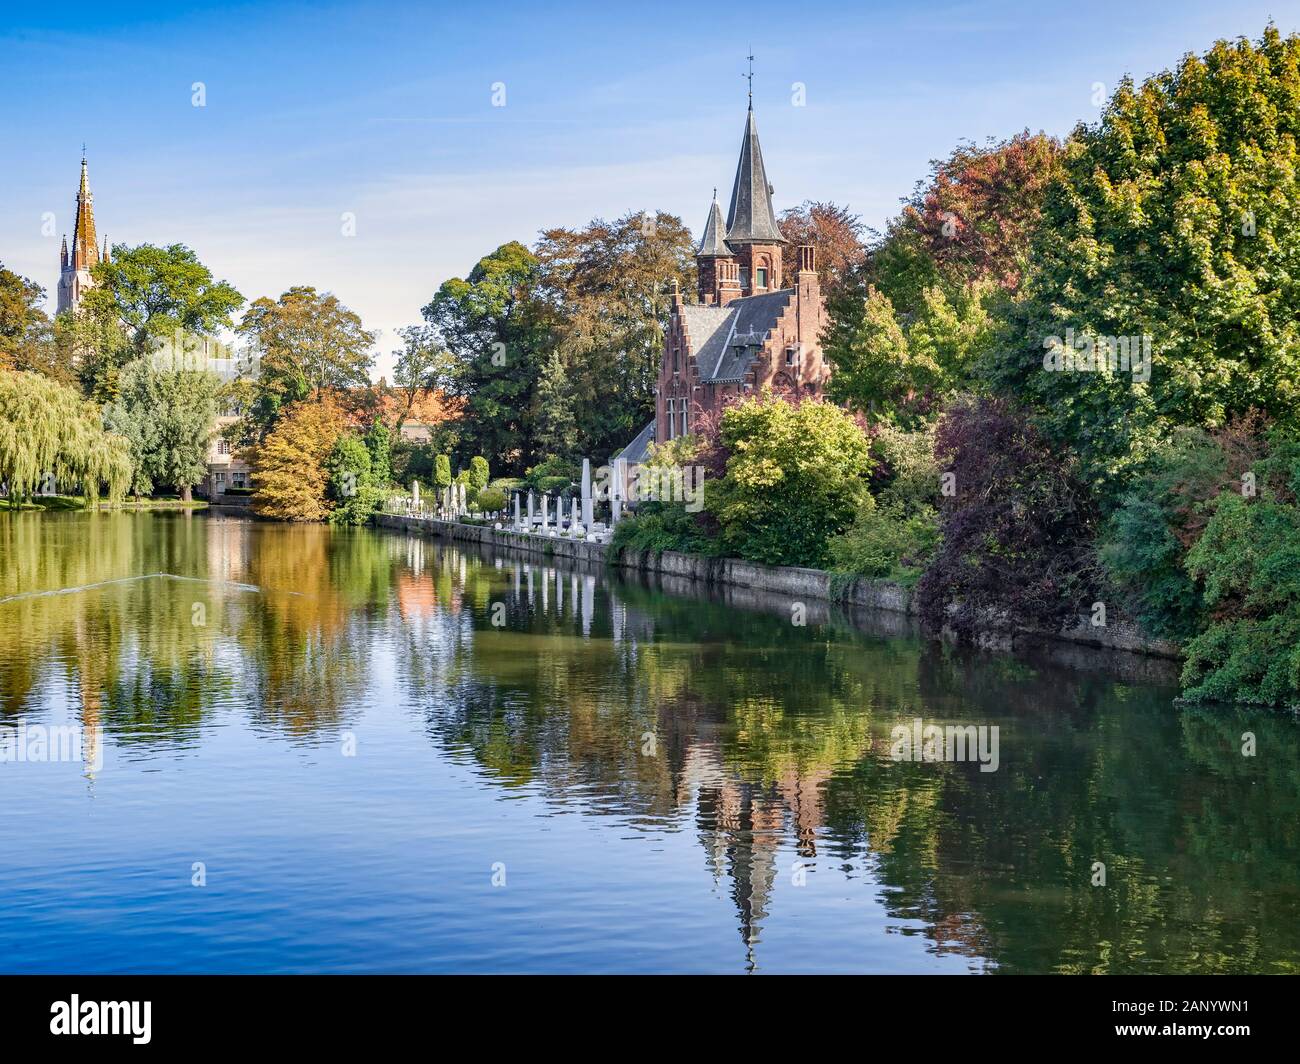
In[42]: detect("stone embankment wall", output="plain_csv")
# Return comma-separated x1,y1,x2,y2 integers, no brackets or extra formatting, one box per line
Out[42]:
373,513,1181,661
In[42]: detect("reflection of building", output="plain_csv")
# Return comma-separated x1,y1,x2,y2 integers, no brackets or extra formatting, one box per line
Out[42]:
57,152,109,315
686,742,831,968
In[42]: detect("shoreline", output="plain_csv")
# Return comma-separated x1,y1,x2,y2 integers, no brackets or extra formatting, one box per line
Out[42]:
372,512,1183,664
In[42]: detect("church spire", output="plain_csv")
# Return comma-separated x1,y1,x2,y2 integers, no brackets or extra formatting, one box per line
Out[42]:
724,87,784,245
71,150,100,273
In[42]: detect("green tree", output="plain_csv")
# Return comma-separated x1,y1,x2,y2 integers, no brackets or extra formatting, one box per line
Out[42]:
365,420,392,487
707,392,873,567
983,27,1300,493
423,242,554,473
434,453,451,490
81,243,243,358
825,281,994,425
533,348,579,458
326,433,384,525
535,211,696,458
0,369,131,506
468,455,490,491
390,324,455,431
104,359,222,500
0,264,56,377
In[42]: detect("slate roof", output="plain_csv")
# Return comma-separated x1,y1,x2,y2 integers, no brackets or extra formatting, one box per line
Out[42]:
617,419,656,465
680,289,794,383
724,107,785,245
697,198,730,257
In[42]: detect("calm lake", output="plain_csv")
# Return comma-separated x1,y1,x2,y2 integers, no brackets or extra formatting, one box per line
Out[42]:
1,510,1297,974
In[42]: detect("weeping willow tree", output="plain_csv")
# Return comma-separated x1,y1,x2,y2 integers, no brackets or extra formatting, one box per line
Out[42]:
0,369,132,507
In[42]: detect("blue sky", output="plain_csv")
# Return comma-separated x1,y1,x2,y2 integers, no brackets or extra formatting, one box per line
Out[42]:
2,0,1293,378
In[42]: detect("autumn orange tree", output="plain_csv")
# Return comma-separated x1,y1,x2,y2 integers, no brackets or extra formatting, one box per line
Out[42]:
776,201,867,295
251,398,347,521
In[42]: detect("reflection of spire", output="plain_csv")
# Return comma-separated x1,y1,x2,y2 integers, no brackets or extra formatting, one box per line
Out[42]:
78,674,102,787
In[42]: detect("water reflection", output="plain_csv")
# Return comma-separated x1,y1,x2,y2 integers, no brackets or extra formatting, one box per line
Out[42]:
1,511,1298,973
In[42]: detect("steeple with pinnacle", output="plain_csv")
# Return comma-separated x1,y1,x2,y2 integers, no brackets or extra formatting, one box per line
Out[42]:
695,57,786,303
58,149,104,315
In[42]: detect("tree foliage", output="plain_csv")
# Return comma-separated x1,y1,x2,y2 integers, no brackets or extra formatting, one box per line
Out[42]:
0,264,53,375
534,210,696,460
0,369,131,505
390,324,456,431
983,28,1300,492
423,242,553,472
251,399,347,521
707,391,872,567
916,398,1097,641
81,243,243,357
777,200,867,294
103,359,222,499
240,286,376,435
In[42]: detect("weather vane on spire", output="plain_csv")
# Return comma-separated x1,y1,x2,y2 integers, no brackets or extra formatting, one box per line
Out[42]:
744,51,755,106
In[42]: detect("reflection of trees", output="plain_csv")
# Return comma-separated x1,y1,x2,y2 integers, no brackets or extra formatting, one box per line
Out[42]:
403,552,1300,974
0,513,394,743
5,513,1299,973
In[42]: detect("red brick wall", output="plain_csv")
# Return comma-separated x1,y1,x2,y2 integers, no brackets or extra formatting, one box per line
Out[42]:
655,247,826,450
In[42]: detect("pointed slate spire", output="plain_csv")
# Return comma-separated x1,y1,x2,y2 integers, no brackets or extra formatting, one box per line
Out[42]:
697,192,731,257
724,105,784,245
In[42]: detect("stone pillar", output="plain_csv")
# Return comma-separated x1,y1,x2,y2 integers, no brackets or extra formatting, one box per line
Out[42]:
540,493,549,532
513,492,521,529
611,457,625,525
581,458,594,531
527,491,535,529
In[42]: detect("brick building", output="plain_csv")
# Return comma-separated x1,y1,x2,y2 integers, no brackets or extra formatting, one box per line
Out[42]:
619,100,829,464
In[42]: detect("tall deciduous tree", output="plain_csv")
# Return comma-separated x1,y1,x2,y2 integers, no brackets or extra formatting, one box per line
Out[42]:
423,241,554,473
81,243,244,357
776,201,867,294
103,359,222,500
251,398,347,521
535,210,696,459
390,324,455,431
983,26,1300,495
0,264,56,377
868,130,1061,308
240,286,376,435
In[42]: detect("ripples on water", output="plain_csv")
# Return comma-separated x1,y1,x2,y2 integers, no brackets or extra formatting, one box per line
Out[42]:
0,511,1297,974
